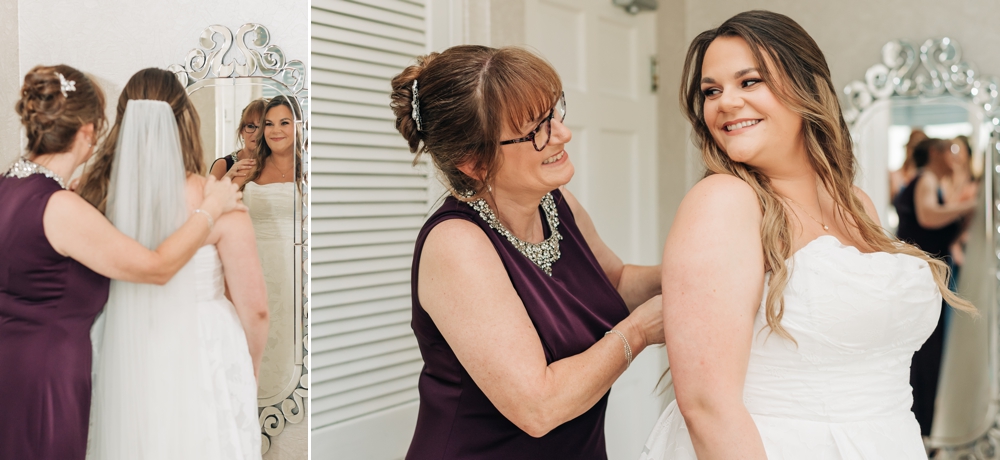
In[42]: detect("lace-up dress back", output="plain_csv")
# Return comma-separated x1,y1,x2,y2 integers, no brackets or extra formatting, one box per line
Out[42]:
641,235,941,459
0,174,109,460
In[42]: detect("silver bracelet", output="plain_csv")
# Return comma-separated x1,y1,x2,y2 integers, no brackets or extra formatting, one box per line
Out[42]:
192,208,214,231
605,329,632,368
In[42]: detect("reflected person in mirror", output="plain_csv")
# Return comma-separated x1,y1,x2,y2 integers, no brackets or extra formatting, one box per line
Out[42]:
388,46,663,460
78,68,267,460
640,11,974,459
210,98,265,187
942,135,977,271
889,128,928,201
0,64,243,460
240,95,300,401
892,137,977,441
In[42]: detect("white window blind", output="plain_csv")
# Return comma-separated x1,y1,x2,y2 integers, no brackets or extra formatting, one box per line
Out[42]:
310,0,429,450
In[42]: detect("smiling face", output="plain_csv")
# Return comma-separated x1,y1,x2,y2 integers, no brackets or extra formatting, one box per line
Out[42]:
240,111,261,153
263,105,294,155
491,102,575,198
700,36,804,170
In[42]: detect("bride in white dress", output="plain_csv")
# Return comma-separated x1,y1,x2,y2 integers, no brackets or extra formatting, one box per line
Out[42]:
241,95,299,403
84,69,269,460
641,11,973,459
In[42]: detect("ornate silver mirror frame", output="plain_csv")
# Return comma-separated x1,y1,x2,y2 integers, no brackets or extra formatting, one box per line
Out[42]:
169,23,309,455
845,37,1000,458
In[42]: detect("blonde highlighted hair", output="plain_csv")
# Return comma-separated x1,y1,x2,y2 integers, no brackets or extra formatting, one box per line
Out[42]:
681,10,974,341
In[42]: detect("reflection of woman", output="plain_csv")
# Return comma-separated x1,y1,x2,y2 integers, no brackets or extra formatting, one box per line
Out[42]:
389,46,663,459
889,128,927,201
242,95,300,398
209,98,266,187
0,65,242,460
943,135,977,269
80,68,267,459
641,11,972,459
892,137,976,439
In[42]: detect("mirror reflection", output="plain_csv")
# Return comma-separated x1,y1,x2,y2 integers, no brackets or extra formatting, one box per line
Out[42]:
848,40,997,454
186,78,305,445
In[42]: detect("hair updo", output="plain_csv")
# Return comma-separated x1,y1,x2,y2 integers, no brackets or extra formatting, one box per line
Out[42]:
15,64,106,156
389,45,562,199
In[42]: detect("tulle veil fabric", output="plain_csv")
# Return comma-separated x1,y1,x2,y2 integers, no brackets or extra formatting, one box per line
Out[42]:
88,99,220,459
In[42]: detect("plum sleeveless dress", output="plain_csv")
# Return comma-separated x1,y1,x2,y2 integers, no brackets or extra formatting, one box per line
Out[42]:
0,173,110,460
407,189,629,460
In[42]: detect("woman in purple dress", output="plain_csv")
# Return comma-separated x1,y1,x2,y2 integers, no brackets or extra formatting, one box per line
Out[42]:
0,64,244,460
388,46,664,459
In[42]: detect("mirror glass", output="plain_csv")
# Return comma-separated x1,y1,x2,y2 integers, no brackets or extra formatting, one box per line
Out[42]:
847,38,1000,454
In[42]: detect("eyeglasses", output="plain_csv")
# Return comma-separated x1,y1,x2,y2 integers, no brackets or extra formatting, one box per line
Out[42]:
242,123,259,134
500,92,567,151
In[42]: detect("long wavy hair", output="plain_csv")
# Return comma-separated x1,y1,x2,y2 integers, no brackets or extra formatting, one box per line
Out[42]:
78,68,203,213
682,10,974,341
242,95,302,190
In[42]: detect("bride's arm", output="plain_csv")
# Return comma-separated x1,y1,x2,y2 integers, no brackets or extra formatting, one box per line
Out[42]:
43,176,244,284
214,211,269,379
664,174,767,459
558,187,661,310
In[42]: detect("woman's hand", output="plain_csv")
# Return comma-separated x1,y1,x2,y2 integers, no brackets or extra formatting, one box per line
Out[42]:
620,295,663,350
199,176,246,222
225,158,256,180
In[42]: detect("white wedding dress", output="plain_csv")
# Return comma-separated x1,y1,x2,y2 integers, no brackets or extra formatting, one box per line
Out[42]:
641,235,941,459
242,181,295,401
87,100,260,459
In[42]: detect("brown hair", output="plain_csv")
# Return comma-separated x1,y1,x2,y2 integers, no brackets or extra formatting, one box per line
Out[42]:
236,98,267,149
78,68,203,213
389,45,562,199
681,10,973,341
242,95,303,189
16,64,106,156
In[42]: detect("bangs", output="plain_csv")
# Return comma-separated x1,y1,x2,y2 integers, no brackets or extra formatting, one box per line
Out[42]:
490,49,563,135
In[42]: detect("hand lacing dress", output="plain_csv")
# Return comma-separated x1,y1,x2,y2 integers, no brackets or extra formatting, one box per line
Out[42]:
641,235,940,459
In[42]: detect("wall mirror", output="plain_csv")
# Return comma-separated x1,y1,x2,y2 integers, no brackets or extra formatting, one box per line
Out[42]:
170,23,309,455
845,37,1000,458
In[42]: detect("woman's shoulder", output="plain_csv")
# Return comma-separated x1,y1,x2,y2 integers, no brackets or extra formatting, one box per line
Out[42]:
686,173,759,211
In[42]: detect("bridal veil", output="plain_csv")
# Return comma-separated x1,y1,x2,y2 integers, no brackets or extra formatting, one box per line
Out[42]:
88,99,220,459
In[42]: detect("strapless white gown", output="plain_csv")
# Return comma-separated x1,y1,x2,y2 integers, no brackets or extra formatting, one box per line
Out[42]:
242,182,295,401
88,246,261,459
640,235,940,459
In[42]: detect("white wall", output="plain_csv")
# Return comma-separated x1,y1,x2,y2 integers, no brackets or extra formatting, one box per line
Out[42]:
3,0,308,168
1,0,20,167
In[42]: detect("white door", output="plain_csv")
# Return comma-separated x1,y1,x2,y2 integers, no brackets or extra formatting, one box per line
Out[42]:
524,2,665,459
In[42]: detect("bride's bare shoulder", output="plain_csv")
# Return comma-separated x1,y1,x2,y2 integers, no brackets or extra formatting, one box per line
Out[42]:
682,174,760,216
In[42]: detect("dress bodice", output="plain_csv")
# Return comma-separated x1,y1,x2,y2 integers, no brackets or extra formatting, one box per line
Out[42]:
192,245,225,302
243,182,294,241
743,235,941,422
641,234,940,459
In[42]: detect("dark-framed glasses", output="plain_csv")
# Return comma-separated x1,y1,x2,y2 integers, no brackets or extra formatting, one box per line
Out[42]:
242,123,259,134
500,92,567,151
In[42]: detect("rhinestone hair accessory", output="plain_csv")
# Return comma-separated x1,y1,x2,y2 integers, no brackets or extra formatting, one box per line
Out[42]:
467,193,563,275
56,72,76,98
4,157,68,189
411,79,423,132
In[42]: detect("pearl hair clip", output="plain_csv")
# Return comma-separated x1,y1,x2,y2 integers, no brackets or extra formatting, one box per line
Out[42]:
411,79,423,132
56,72,76,98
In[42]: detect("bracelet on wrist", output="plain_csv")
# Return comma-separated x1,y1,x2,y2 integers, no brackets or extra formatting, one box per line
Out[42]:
192,208,215,231
605,329,633,368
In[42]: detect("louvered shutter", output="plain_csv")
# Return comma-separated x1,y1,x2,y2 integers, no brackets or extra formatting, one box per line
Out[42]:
310,0,429,456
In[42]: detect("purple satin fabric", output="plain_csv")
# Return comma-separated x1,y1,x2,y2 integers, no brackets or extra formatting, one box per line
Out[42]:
0,175,109,460
407,189,629,459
